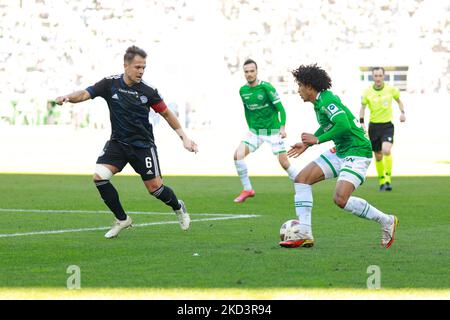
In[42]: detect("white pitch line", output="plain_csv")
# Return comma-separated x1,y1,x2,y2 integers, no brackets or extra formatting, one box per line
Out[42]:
0,208,245,217
0,214,259,238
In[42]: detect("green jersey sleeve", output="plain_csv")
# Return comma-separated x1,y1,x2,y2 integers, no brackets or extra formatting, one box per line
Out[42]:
273,101,286,126
316,112,350,143
314,127,325,137
314,90,372,158
262,82,281,104
262,82,285,125
324,103,346,121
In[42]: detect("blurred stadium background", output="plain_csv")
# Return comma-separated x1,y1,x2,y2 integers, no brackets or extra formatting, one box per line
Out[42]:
0,0,449,176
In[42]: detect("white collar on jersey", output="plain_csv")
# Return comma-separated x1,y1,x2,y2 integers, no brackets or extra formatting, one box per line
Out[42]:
247,79,260,87
316,92,321,100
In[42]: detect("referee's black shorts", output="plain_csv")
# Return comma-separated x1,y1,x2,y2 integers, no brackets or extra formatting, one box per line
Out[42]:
96,140,161,181
368,122,394,152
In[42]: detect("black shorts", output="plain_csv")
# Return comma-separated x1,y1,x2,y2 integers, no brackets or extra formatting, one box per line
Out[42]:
368,122,394,152
96,140,161,181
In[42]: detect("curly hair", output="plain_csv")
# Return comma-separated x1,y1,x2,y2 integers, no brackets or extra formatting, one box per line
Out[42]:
291,64,332,92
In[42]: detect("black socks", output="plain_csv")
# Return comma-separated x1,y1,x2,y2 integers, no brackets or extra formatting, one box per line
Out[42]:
96,180,181,218
95,180,127,221
151,185,181,211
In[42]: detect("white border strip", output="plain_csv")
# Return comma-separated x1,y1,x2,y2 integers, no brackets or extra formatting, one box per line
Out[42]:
2,287,449,300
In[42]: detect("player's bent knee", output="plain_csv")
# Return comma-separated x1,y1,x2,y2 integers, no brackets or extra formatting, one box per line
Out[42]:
278,156,290,169
294,175,305,184
294,164,318,184
381,143,392,155
145,179,163,193
94,164,113,182
295,172,311,184
234,149,247,161
333,194,348,209
374,152,382,161
234,143,250,161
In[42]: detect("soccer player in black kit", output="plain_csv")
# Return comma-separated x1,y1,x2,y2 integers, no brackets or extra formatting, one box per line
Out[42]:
55,46,198,238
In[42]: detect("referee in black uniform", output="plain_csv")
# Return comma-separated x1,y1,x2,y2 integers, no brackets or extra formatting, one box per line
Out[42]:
55,46,198,238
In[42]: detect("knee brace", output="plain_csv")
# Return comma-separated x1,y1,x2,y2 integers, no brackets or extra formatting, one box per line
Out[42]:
95,164,114,181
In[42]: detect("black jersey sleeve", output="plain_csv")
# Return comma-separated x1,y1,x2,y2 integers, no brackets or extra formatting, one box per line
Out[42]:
146,88,163,106
86,78,111,99
141,84,166,112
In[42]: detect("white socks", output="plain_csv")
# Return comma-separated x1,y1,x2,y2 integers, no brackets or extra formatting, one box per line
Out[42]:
344,196,392,225
294,183,313,235
286,165,299,181
293,187,392,239
234,160,252,190
235,158,297,190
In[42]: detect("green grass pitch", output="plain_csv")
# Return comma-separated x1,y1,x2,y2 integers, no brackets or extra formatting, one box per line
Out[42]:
0,174,449,293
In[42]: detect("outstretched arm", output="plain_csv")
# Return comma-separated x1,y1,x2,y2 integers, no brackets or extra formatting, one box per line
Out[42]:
288,125,323,157
55,90,91,105
302,113,350,146
287,142,308,158
159,108,198,153
316,113,350,143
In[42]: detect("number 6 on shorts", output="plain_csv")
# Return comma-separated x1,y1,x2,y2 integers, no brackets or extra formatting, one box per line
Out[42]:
145,157,153,169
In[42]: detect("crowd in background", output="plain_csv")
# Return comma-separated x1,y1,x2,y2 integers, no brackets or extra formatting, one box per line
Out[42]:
0,0,448,127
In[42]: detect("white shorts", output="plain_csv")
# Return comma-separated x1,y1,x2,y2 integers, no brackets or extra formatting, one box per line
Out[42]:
313,148,371,188
242,131,286,155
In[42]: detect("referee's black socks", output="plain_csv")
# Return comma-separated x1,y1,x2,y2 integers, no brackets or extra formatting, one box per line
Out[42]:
151,185,182,211
95,180,127,221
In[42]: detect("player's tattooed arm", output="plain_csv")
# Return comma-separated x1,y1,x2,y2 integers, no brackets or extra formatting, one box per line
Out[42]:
160,108,198,153
55,90,91,105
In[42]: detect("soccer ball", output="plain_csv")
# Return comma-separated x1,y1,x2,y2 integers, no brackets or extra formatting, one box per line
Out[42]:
279,219,301,241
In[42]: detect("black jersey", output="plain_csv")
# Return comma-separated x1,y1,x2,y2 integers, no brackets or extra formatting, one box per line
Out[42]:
86,74,167,148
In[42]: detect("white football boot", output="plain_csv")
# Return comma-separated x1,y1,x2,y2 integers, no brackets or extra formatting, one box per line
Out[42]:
279,232,315,248
175,200,190,231
104,215,133,239
381,215,399,248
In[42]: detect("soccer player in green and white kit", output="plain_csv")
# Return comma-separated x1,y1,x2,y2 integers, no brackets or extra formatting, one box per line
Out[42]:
233,59,299,203
280,64,398,249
